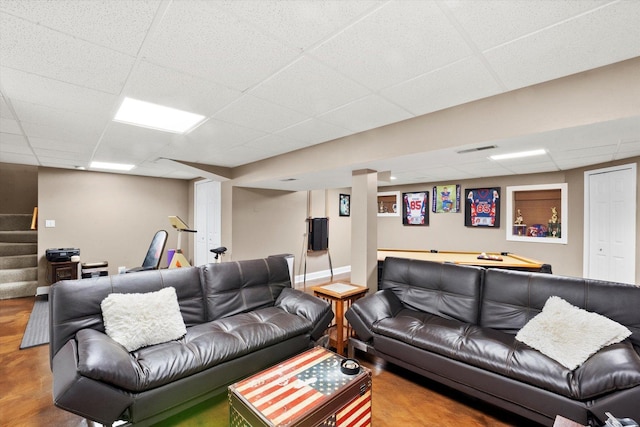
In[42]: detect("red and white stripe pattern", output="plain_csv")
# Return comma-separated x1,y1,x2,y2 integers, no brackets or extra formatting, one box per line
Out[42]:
232,347,371,426
323,389,371,427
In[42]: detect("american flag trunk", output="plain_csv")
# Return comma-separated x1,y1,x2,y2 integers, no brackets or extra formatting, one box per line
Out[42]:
229,347,372,427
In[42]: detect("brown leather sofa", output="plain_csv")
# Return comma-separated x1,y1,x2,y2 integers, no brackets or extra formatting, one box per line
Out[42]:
346,257,640,426
49,256,333,426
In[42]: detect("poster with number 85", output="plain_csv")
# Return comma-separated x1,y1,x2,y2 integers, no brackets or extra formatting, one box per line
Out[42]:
402,192,429,226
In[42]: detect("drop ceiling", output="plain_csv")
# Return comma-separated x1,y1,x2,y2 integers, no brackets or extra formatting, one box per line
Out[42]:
0,0,639,190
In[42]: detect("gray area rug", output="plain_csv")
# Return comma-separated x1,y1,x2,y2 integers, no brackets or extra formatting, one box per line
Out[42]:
20,295,49,349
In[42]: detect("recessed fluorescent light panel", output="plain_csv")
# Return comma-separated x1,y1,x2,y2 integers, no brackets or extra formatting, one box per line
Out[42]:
490,149,546,161
90,161,135,171
114,97,206,134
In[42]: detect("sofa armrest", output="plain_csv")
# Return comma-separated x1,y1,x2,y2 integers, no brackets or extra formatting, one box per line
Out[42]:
76,329,142,391
275,288,334,341
345,289,403,342
52,337,134,425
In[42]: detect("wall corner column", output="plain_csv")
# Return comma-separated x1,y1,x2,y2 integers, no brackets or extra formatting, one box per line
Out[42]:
350,169,378,292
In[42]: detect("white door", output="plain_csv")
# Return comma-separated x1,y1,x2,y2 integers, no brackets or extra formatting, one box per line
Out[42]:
194,180,221,266
584,164,636,284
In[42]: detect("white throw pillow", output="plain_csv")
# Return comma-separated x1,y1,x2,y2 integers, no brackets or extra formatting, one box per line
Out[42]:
101,286,187,352
515,296,631,370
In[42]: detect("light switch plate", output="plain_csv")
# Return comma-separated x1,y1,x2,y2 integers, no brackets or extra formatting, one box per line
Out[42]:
45,220,55,228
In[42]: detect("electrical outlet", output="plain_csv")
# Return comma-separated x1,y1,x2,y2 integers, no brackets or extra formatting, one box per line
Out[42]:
45,220,56,228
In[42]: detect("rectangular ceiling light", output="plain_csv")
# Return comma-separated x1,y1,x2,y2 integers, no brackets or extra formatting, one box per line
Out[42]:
114,97,207,134
90,161,135,171
490,149,546,161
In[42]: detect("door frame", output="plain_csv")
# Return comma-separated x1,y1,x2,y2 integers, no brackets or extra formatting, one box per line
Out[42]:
583,162,637,280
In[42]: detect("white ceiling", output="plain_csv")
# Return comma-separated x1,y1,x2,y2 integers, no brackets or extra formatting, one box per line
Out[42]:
0,0,639,189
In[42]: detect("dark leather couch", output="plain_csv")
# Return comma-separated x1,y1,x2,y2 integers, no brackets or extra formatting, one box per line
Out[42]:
346,257,640,426
49,256,333,426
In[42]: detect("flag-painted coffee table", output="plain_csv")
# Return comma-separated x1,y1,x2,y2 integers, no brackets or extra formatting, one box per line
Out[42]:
229,346,372,426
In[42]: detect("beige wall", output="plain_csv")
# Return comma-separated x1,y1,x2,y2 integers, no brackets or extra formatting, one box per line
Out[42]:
0,162,37,214
227,157,638,283
230,187,351,282
377,158,639,282
10,156,639,287
37,168,189,284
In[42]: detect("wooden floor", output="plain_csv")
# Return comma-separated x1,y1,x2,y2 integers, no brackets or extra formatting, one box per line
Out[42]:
1,284,541,427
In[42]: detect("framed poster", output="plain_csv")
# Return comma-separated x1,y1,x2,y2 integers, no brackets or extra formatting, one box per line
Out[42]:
432,184,460,213
465,188,500,227
402,192,429,225
339,194,350,217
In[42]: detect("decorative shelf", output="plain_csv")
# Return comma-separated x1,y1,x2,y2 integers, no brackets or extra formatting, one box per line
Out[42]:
506,183,568,244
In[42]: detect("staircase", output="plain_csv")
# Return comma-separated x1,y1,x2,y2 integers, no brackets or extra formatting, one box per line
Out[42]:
0,214,38,299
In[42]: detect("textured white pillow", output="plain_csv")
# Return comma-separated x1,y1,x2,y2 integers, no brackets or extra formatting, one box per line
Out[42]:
101,287,187,352
516,296,631,370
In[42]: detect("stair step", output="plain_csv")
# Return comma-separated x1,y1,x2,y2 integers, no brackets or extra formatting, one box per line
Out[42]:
0,266,38,283
0,242,37,257
0,254,37,269
0,214,33,231
0,280,39,299
0,230,38,243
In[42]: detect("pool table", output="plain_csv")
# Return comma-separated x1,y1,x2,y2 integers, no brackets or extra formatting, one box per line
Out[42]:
378,249,552,285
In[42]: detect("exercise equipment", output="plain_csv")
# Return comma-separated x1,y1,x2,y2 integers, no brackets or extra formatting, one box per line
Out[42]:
127,230,168,272
210,246,227,261
168,216,196,268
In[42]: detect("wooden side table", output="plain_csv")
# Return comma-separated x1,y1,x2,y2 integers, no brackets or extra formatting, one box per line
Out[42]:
311,282,368,355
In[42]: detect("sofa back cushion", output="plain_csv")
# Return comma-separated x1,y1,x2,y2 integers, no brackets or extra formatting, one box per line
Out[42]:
200,256,291,321
50,267,204,362
380,257,484,324
480,269,640,348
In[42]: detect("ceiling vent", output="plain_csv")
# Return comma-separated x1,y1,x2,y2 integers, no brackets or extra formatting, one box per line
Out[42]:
456,145,497,154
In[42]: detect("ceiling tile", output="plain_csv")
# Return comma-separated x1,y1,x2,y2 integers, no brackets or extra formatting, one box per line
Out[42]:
11,99,108,133
617,140,640,155
29,137,94,155
0,0,160,55
39,155,89,168
143,0,300,91
21,121,102,145
200,144,271,167
159,119,268,166
32,147,89,162
484,1,640,90
275,118,352,147
125,61,242,117
381,56,504,116
98,122,177,160
0,13,135,94
0,117,20,135
187,119,267,149
319,94,413,133
0,132,30,154
442,0,610,51
214,95,308,133
243,133,302,153
251,56,370,116
554,154,616,170
0,67,118,116
310,0,472,90
0,94,15,119
549,144,618,160
214,0,384,50
0,151,38,165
